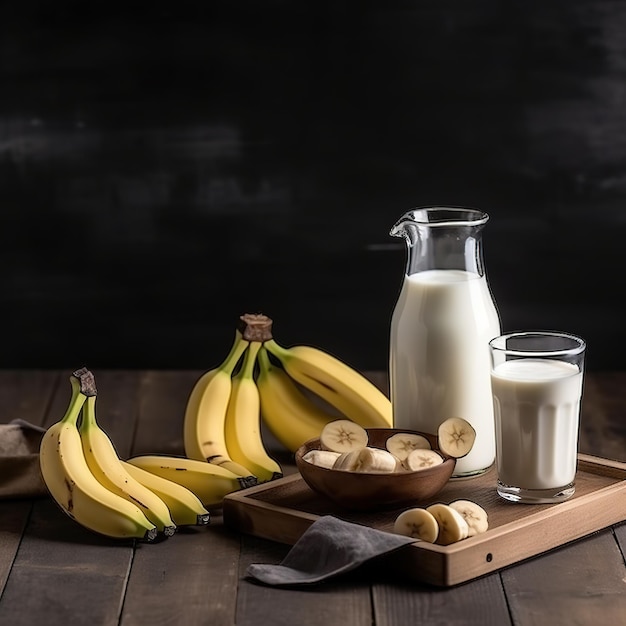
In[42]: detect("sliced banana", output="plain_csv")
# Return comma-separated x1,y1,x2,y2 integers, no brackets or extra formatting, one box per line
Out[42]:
302,449,342,469
426,503,470,545
393,508,439,543
449,499,489,536
320,419,369,454
333,446,398,473
385,432,431,461
437,417,476,459
403,448,444,472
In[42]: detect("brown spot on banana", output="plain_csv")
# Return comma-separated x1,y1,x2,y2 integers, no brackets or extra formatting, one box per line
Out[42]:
64,478,75,512
130,496,149,509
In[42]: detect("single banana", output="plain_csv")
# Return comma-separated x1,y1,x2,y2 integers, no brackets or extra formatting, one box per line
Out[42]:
223,341,283,483
319,419,369,454
385,432,431,461
80,391,177,536
426,503,470,545
437,417,477,459
264,337,393,428
39,369,157,542
256,346,338,453
393,508,440,543
403,448,444,472
183,330,257,480
449,499,489,536
126,455,253,509
333,446,398,473
122,461,210,527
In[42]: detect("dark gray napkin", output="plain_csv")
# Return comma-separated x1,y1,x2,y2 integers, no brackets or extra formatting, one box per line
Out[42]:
0,419,47,499
245,515,416,586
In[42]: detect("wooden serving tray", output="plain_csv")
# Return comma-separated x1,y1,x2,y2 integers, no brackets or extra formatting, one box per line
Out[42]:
223,454,626,586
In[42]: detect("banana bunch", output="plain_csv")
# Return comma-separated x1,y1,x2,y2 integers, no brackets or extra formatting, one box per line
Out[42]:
183,323,282,484
183,313,394,476
39,367,247,541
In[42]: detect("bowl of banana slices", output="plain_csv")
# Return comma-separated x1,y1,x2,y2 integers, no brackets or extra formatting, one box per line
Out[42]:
295,418,475,511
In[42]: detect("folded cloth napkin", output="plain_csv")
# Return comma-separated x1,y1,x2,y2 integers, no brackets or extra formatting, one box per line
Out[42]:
245,515,416,586
0,419,48,499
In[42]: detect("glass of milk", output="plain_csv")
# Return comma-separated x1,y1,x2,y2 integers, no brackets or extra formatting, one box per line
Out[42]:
489,331,586,504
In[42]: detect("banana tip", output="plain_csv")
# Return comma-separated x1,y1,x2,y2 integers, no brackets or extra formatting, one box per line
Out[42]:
238,475,260,489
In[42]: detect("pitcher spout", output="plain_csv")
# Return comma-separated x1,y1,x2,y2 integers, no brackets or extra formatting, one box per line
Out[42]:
389,211,420,246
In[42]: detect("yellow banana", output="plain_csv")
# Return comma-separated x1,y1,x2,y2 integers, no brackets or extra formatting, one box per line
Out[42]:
79,391,177,536
224,341,283,482
39,369,157,542
183,330,257,480
126,455,253,509
256,346,337,452
263,338,393,428
121,461,210,527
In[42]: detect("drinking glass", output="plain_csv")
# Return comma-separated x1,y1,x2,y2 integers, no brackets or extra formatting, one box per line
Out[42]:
489,331,586,504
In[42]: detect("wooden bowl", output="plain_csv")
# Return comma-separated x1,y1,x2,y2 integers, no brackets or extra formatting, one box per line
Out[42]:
295,428,456,511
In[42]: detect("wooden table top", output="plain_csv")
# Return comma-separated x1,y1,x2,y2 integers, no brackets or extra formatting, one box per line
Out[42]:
1,369,625,626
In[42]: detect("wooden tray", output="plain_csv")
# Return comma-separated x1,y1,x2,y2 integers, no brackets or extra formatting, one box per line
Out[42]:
223,453,626,586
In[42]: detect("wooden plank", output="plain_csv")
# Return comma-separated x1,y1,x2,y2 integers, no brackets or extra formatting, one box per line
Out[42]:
121,513,241,626
372,574,511,626
501,529,626,623
614,521,626,562
120,369,243,625
0,371,60,599
0,369,61,427
0,501,32,595
132,370,201,457
0,498,135,626
236,533,373,626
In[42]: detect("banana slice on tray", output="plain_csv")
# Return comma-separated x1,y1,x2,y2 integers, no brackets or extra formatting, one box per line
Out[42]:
403,448,444,471
437,417,476,458
333,446,398,473
393,508,439,543
426,503,470,545
320,419,369,454
394,499,488,545
449,499,489,536
385,432,431,460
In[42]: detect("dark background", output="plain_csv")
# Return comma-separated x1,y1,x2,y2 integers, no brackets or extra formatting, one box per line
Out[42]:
1,2,624,372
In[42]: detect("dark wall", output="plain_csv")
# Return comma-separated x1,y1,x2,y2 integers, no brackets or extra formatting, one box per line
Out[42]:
1,2,624,372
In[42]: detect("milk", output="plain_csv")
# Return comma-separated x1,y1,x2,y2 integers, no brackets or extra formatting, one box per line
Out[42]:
389,269,501,476
491,358,583,490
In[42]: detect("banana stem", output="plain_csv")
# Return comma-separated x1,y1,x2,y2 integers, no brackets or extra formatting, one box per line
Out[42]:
61,376,88,427
80,395,97,430
220,331,249,375
240,341,262,380
257,346,272,373
263,339,288,362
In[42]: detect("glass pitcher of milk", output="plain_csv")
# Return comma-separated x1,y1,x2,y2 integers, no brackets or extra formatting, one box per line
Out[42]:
389,207,501,477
